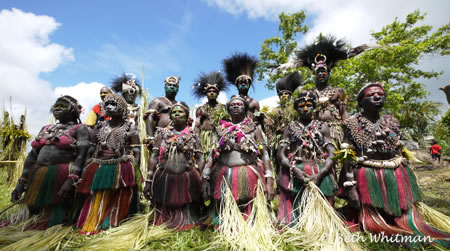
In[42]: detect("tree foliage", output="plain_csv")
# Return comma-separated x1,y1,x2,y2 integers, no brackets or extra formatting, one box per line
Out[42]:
431,109,450,155
258,10,449,141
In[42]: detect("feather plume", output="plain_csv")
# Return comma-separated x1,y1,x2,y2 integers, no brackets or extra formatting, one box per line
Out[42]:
223,53,258,85
192,71,228,99
275,72,303,93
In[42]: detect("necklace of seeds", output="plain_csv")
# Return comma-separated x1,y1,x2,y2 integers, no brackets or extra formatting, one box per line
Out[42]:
97,121,130,150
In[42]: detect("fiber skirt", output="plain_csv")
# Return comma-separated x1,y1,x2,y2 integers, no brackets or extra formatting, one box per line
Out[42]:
23,163,71,228
151,168,204,230
210,162,265,224
76,161,136,234
277,162,336,226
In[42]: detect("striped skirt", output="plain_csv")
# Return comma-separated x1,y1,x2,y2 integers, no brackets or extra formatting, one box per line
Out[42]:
357,164,450,247
76,161,136,234
23,163,72,228
210,162,265,225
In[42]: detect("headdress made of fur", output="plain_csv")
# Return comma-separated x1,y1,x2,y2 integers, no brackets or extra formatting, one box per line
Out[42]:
192,71,228,99
276,71,303,95
111,73,142,95
223,52,258,87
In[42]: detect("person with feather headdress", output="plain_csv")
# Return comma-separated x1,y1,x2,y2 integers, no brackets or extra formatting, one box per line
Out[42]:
265,72,303,166
222,53,261,120
111,73,142,127
145,76,180,148
192,71,229,160
84,86,112,127
294,35,351,143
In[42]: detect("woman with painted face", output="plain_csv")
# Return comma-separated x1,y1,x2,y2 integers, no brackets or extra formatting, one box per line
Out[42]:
193,71,228,160
111,73,142,126
145,76,180,147
340,82,450,247
201,95,275,225
143,102,205,230
75,94,140,234
276,91,337,226
10,96,89,229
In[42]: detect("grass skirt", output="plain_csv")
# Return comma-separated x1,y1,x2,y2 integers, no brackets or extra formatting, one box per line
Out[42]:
22,163,71,228
76,161,136,234
151,168,205,230
277,162,336,226
356,164,450,247
210,162,265,225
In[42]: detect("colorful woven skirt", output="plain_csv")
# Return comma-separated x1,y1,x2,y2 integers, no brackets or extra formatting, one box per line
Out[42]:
356,164,450,247
151,168,204,230
277,162,336,226
210,162,265,225
23,163,72,229
76,161,136,234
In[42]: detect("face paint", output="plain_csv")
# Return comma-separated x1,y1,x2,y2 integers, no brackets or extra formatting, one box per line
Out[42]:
53,101,70,111
237,80,250,92
104,100,121,116
207,88,218,100
122,89,137,104
100,89,111,101
360,86,385,109
314,68,329,85
296,100,314,118
165,83,179,96
171,105,187,123
278,91,291,104
228,99,245,115
53,100,72,120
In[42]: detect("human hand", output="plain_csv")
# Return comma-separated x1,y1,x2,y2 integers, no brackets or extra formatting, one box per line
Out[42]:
201,179,211,201
144,180,153,200
348,186,361,209
57,179,75,200
11,182,25,203
265,178,275,201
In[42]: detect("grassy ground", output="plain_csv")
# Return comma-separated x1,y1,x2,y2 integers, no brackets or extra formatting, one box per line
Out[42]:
0,157,449,251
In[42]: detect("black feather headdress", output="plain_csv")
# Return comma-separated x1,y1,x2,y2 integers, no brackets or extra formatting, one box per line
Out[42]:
192,71,228,99
296,34,348,72
111,73,142,95
276,71,303,94
223,52,258,86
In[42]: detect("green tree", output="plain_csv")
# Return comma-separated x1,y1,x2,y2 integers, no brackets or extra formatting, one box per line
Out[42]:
256,11,308,89
258,10,449,141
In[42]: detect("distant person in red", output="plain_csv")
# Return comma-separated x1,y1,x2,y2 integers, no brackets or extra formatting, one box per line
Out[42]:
430,141,442,163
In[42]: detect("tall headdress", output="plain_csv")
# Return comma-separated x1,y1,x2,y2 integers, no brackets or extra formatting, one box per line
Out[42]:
275,71,303,95
223,52,258,87
278,34,381,72
192,71,228,99
111,73,142,95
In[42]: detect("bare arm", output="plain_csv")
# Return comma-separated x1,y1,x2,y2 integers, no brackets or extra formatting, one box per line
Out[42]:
194,107,202,136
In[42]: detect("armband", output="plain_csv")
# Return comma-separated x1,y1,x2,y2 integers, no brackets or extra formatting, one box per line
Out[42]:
76,140,90,147
346,172,354,178
343,181,357,187
264,169,273,178
202,167,211,180
147,170,154,177
18,177,28,185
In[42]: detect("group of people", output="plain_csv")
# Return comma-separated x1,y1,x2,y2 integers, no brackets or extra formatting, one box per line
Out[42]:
7,35,449,247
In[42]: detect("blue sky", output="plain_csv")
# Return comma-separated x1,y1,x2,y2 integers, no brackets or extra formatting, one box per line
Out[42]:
0,0,448,135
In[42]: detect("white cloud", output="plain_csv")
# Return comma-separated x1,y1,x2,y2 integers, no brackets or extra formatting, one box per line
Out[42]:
0,8,74,136
260,95,279,109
